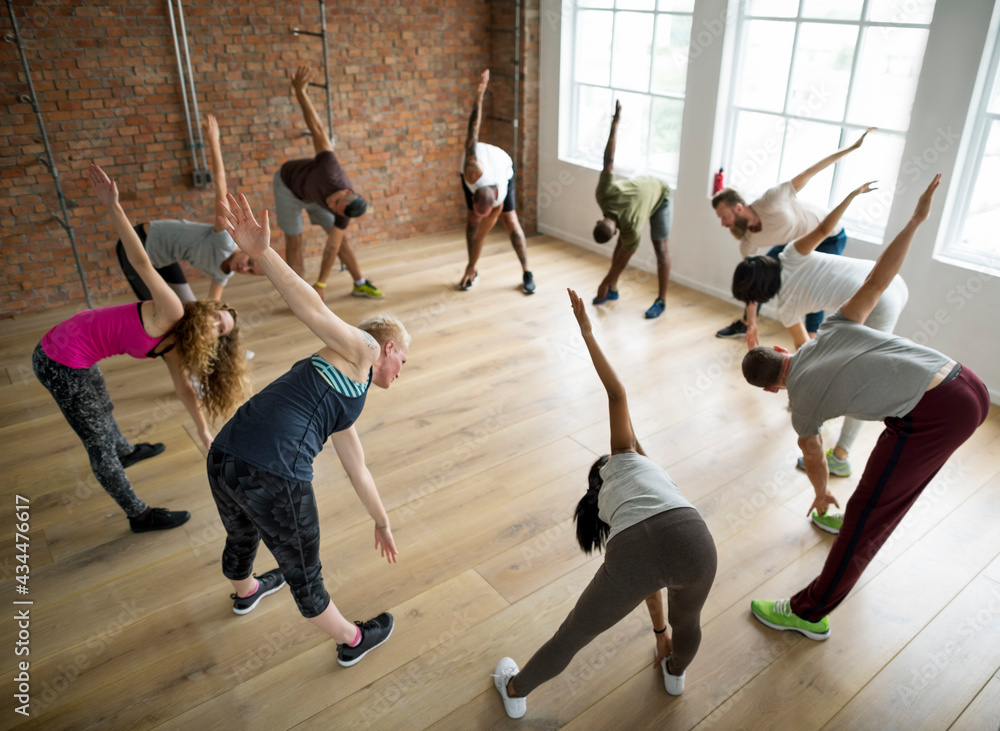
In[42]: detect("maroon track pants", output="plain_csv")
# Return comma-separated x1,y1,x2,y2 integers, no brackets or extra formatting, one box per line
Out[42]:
791,366,990,622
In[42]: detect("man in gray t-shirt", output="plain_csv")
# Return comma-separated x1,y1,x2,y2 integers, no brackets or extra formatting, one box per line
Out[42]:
739,175,990,642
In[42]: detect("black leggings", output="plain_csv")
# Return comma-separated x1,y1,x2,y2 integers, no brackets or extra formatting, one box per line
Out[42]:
116,223,188,301
515,507,717,696
206,449,331,618
32,343,146,517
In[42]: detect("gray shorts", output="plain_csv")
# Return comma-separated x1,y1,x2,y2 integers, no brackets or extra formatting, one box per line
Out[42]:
649,196,672,242
273,171,336,235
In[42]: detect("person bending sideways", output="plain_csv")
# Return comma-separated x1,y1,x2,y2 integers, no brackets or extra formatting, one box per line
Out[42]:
492,288,717,719
275,65,382,301
458,69,535,295
33,164,250,533
591,101,673,320
731,181,909,479
742,175,990,639
712,127,875,341
211,192,406,666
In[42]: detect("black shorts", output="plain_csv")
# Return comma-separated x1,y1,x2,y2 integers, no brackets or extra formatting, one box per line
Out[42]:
115,223,187,301
461,173,516,213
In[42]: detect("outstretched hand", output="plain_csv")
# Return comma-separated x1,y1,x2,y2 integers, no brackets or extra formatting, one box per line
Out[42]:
375,525,398,564
217,193,272,259
612,99,622,123
203,112,220,145
477,68,490,96
291,64,313,93
853,180,878,196
911,173,942,224
87,163,119,208
851,126,877,150
568,288,593,337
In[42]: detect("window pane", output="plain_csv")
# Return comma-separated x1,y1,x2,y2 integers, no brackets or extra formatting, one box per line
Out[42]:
787,23,858,122
618,0,655,10
613,92,652,171
778,121,842,209
611,12,654,91
651,13,692,95
658,0,694,11
649,96,684,175
988,70,1000,115
834,130,905,236
736,20,795,112
747,0,799,17
848,27,928,130
579,0,614,8
957,121,1000,263
800,0,863,20
868,0,936,25
729,110,785,191
575,11,613,86
573,85,614,163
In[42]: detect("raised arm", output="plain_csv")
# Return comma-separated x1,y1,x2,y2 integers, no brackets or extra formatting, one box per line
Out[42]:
204,113,229,233
87,164,183,335
790,127,875,192
792,181,876,256
841,174,941,324
292,65,333,155
602,100,622,175
463,69,489,184
218,193,375,367
568,288,639,454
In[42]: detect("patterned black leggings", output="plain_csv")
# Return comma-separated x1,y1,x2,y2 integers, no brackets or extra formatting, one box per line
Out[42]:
206,448,331,618
32,343,147,518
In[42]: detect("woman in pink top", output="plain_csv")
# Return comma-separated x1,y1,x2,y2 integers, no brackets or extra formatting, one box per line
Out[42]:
31,164,251,533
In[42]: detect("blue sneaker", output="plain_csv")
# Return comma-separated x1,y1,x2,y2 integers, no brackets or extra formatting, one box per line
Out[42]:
645,298,666,319
593,289,619,305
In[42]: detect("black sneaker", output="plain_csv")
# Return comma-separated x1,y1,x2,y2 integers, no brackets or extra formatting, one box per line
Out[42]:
230,569,286,615
120,442,165,468
129,507,191,533
715,320,747,339
522,271,536,295
336,612,394,667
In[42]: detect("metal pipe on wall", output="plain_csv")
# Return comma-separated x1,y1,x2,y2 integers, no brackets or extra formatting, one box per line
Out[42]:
165,0,198,175
291,0,334,137
166,0,210,186
4,0,93,309
176,0,209,173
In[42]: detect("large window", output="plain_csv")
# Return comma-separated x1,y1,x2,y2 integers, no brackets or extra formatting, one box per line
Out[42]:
937,5,1000,277
562,0,695,184
723,0,936,240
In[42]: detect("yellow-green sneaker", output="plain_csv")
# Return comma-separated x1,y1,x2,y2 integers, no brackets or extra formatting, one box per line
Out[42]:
352,279,384,299
795,449,852,477
810,509,843,535
750,598,830,640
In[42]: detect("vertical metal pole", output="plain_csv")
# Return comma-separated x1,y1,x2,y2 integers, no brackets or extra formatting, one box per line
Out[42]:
513,0,520,189
320,0,333,136
177,0,208,171
166,0,199,172
4,0,93,309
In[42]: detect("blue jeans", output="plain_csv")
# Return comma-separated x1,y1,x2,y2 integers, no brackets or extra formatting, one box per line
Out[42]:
766,228,846,333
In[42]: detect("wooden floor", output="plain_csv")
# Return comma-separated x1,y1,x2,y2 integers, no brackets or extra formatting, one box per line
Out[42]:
1,230,999,731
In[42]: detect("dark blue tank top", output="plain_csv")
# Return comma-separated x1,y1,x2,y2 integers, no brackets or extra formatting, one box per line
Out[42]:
213,356,371,481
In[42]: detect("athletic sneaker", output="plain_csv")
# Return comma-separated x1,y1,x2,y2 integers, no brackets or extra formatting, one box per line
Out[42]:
796,449,852,477
492,657,526,719
337,612,394,667
120,442,165,468
129,507,190,533
645,298,666,319
352,279,384,298
592,289,619,305
810,510,844,535
231,569,286,615
660,655,685,696
459,272,479,291
750,598,830,640
715,320,747,338
522,270,536,295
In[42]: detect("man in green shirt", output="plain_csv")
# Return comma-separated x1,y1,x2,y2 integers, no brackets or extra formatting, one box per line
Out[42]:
592,101,673,319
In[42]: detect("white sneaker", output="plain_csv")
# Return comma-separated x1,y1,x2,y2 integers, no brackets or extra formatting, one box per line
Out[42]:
661,655,685,696
492,657,526,719
245,349,255,361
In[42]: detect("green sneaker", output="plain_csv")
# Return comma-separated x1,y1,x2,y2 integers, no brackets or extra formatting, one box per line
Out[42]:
795,449,852,477
750,599,830,640
352,279,384,299
810,509,843,535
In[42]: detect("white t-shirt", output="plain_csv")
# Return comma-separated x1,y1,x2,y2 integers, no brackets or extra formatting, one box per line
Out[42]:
145,220,236,286
461,142,513,208
776,247,908,329
740,181,826,258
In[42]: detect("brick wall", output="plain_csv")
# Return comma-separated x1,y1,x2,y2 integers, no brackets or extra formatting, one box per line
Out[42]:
0,0,540,315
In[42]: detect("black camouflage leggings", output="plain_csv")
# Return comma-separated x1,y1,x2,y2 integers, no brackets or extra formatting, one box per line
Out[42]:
206,448,331,618
32,343,147,518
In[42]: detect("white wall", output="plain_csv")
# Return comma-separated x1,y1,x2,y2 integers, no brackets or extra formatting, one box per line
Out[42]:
538,0,1000,402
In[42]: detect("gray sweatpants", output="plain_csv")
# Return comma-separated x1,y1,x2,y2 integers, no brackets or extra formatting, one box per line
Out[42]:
515,507,717,696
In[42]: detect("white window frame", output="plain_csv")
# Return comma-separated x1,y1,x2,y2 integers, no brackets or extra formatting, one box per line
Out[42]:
560,1,695,187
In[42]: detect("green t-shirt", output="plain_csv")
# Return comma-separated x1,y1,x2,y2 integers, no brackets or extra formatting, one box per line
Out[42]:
594,173,670,249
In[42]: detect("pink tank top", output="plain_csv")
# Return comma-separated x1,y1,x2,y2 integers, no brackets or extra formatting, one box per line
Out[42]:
40,303,168,369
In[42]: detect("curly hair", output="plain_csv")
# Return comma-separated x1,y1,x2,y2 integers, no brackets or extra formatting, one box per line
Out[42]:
172,301,252,420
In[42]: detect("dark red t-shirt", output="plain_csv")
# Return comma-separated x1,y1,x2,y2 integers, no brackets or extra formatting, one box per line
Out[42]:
280,150,352,230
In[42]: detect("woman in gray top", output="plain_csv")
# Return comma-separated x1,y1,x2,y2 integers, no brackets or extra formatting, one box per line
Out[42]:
492,289,718,719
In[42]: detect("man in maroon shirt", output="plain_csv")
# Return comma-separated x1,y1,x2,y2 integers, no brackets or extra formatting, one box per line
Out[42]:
273,65,383,300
